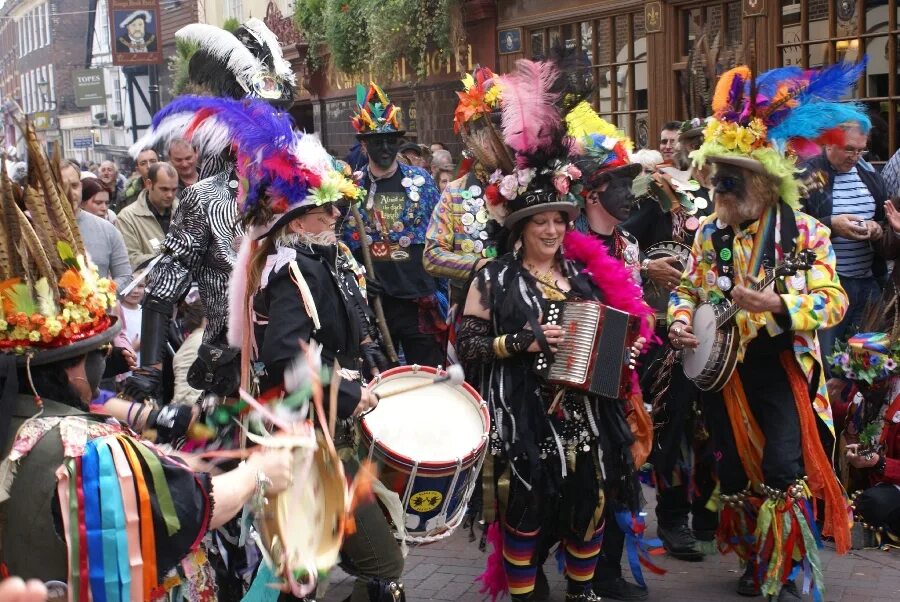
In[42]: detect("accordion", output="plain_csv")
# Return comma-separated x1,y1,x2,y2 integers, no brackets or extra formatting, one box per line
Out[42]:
533,300,640,399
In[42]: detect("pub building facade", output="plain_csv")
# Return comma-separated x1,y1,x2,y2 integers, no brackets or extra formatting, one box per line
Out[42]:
266,0,899,161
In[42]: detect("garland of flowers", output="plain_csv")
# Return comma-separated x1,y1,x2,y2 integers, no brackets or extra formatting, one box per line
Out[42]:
294,0,462,79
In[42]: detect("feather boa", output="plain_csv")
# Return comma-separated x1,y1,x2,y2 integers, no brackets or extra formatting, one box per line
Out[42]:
476,522,508,601
227,233,255,349
563,230,654,345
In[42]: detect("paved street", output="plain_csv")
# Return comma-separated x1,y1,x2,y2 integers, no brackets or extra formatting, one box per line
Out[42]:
321,486,900,601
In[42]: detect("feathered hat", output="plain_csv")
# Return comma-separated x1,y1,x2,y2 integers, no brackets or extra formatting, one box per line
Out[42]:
176,18,296,107
481,59,581,228
566,103,641,189
453,67,515,174
0,121,119,367
351,82,404,137
133,96,362,239
692,59,871,207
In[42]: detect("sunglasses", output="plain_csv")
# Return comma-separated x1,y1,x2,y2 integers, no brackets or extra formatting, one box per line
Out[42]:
712,175,742,192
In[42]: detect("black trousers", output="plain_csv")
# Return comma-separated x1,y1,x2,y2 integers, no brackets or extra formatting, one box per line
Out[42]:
593,502,626,581
703,333,804,494
382,295,446,367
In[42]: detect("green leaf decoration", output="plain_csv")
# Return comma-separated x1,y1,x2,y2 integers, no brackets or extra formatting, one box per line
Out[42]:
57,241,78,268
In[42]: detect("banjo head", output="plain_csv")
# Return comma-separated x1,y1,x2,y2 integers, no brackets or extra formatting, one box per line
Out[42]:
642,241,691,317
682,303,718,380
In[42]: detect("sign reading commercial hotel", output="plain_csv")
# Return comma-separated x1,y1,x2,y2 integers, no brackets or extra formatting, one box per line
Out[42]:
109,0,162,67
72,69,107,107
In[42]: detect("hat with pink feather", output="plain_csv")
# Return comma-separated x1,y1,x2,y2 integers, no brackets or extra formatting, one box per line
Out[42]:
482,59,582,228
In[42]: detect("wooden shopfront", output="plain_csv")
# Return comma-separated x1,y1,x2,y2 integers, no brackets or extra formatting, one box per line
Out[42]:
497,0,900,159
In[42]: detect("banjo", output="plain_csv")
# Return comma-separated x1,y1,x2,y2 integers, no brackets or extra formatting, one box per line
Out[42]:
681,250,816,391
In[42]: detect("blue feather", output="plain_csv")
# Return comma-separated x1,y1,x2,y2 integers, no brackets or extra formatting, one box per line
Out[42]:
754,66,804,101
768,101,870,144
798,57,868,103
149,95,236,127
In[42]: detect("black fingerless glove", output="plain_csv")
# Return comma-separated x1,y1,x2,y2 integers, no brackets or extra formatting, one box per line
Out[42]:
122,367,163,404
146,404,194,444
361,340,390,376
505,330,535,354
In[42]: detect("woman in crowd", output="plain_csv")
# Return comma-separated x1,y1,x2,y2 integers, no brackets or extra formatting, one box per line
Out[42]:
81,176,117,223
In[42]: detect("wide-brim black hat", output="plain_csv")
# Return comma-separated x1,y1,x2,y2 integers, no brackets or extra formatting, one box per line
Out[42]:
503,189,580,229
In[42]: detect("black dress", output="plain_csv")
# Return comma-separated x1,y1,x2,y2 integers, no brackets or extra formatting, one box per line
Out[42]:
461,254,639,534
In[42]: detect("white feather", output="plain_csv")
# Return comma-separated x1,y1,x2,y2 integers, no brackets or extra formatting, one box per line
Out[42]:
129,112,194,157
292,133,333,176
241,18,296,83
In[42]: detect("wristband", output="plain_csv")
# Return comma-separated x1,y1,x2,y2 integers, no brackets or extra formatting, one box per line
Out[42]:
640,258,651,279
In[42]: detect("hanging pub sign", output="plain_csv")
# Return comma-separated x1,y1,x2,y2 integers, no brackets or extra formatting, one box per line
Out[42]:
109,0,163,66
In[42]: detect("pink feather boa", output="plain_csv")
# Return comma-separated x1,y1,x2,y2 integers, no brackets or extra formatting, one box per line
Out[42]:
476,521,508,601
562,229,655,346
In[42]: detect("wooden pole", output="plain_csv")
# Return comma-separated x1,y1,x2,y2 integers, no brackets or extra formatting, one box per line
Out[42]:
350,204,399,364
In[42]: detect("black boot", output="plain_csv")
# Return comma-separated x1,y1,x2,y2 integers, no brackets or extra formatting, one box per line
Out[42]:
775,580,801,602
565,581,602,601
657,521,704,561
533,566,550,601
736,563,761,597
592,576,649,601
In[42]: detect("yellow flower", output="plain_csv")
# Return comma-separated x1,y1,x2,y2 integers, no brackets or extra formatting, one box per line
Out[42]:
28,330,40,342
484,86,501,108
461,73,475,91
734,127,758,153
0,319,6,331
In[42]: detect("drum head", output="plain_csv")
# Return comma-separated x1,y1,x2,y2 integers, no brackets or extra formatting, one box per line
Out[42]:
365,368,487,464
262,432,346,578
682,303,716,379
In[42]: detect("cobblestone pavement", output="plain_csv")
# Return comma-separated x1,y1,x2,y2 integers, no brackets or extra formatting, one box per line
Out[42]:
320,486,900,602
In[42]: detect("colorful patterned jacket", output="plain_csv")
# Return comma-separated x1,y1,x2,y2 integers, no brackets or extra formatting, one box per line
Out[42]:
423,172,497,284
668,209,848,433
341,163,441,251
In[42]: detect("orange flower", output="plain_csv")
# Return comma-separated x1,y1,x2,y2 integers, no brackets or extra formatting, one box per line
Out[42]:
59,269,84,299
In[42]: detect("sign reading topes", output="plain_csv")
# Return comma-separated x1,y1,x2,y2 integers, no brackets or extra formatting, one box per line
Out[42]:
73,69,107,107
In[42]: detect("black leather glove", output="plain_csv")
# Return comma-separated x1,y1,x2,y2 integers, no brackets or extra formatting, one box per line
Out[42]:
122,367,163,404
365,275,385,297
361,340,390,376
146,404,194,444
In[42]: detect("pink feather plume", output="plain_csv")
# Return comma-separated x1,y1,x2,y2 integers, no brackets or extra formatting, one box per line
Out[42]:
476,521,508,601
227,234,256,348
563,230,656,343
497,59,563,157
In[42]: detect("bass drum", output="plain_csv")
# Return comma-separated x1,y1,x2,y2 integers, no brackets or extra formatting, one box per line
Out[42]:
642,241,691,320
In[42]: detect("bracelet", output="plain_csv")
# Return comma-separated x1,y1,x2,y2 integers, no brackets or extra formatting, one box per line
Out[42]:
492,335,512,359
126,402,139,425
640,258,651,279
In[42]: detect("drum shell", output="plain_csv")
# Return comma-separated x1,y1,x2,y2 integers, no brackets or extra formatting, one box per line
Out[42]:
360,365,490,539
642,242,691,320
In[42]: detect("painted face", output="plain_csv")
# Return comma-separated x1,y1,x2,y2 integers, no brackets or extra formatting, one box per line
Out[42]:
521,210,568,263
364,136,403,170
586,173,636,222
712,163,769,226
293,204,341,245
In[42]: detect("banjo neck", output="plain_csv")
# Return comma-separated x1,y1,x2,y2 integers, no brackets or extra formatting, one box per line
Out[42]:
714,267,779,328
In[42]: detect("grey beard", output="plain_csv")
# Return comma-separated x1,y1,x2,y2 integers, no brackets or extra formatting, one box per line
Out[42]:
715,196,766,226
276,231,336,248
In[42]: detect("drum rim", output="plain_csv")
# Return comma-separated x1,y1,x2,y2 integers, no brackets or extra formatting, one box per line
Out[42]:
362,365,490,469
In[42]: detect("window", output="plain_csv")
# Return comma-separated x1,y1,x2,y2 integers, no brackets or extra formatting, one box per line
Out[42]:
674,1,743,120
44,1,51,42
527,8,650,146
19,73,26,112
48,63,55,105
225,0,243,21
777,0,900,161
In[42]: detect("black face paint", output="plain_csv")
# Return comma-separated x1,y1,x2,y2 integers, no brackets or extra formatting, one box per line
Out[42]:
712,164,747,197
365,136,403,170
597,173,637,222
84,349,107,395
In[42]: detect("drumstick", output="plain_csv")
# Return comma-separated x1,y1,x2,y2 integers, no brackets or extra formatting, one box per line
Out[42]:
371,365,465,400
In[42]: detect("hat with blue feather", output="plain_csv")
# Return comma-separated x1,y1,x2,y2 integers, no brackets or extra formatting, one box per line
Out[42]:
351,82,405,138
132,96,363,239
692,58,871,207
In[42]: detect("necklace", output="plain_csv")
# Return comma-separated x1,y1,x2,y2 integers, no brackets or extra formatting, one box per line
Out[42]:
526,263,567,301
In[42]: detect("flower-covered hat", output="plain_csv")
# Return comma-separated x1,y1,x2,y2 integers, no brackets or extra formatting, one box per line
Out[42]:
830,332,900,385
567,107,641,189
692,60,870,207
0,121,119,366
351,82,404,138
133,96,363,239
453,67,515,174
482,59,581,228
